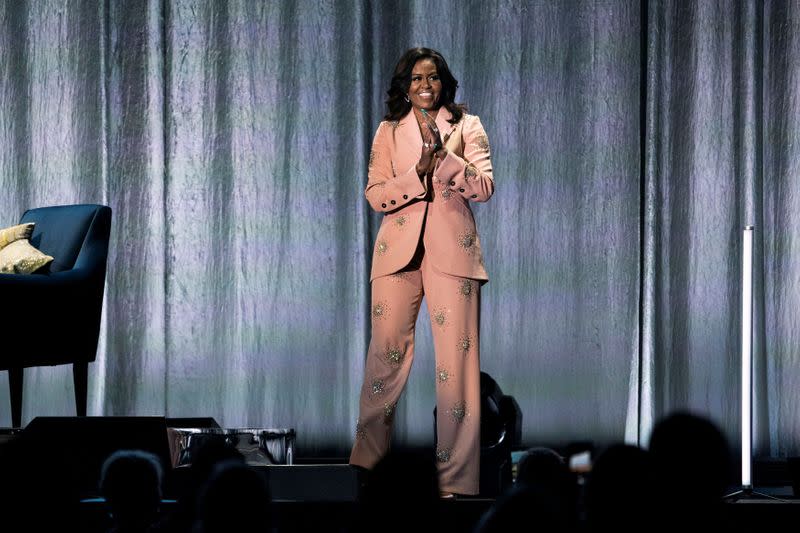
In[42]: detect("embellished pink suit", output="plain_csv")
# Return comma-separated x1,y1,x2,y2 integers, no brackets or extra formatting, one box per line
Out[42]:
349,107,494,495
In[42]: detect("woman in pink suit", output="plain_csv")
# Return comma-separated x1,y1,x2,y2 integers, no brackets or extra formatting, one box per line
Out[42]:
350,47,494,497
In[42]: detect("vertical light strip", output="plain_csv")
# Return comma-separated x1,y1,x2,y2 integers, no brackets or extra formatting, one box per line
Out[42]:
742,226,754,489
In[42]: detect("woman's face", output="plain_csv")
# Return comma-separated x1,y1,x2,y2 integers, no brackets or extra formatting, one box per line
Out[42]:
407,58,441,111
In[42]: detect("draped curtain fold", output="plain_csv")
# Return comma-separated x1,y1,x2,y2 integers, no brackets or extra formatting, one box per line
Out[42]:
639,0,800,454
0,0,797,458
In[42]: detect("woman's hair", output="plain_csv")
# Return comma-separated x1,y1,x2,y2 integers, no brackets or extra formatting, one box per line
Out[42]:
384,47,467,124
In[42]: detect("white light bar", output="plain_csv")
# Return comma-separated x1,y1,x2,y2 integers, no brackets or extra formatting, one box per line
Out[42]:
741,226,754,489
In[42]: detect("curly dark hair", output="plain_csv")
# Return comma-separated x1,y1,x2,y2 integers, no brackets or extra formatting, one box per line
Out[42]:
384,47,467,124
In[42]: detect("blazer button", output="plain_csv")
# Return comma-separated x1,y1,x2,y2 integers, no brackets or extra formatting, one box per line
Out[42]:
403,194,408,199
471,194,478,198
390,200,396,205
449,180,456,186
381,203,387,208
459,188,465,193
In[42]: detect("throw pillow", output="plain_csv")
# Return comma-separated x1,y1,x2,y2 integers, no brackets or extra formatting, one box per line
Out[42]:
0,239,54,274
0,222,34,250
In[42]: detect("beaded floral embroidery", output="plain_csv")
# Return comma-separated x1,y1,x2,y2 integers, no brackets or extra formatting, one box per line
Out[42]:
457,231,477,254
448,400,468,423
458,334,474,356
436,447,453,463
459,279,475,299
372,301,389,320
382,402,396,425
472,133,490,151
355,420,367,440
385,346,404,366
432,306,449,329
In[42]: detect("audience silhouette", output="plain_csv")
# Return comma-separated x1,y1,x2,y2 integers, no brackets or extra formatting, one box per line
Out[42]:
474,446,574,532
473,482,572,533
100,449,164,533
352,447,441,532
515,446,574,498
158,437,246,533
585,443,652,532
195,459,272,533
648,411,733,530
474,412,734,533
0,410,740,532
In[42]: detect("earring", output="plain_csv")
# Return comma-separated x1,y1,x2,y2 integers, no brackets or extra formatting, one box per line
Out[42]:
404,94,410,103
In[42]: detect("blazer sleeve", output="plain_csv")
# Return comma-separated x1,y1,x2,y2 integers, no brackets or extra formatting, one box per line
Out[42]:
365,122,427,213
433,115,494,202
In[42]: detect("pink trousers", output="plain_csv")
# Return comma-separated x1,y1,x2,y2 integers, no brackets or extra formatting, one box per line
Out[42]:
349,250,481,495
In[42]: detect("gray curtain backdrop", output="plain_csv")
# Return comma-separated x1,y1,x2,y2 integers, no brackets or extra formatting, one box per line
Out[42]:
0,0,797,458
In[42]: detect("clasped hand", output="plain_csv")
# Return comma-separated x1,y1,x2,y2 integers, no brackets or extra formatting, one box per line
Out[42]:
415,111,446,177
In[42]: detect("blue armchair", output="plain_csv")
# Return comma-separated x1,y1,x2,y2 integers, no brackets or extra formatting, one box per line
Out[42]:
0,204,111,427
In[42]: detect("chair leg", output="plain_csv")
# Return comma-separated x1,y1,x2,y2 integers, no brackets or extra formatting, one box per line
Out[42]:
73,361,88,417
8,368,23,428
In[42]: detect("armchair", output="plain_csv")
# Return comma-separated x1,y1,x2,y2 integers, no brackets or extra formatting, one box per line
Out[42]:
0,204,111,427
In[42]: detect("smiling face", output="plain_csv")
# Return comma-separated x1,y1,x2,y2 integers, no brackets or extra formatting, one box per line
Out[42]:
407,58,442,112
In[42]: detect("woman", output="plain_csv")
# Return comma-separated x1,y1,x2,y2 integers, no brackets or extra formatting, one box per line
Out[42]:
349,47,494,497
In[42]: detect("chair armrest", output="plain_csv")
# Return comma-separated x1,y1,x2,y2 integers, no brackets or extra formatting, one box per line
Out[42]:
0,267,95,289
0,268,101,313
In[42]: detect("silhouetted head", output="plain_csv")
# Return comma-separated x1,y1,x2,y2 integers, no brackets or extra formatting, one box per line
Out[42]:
474,484,570,533
100,449,164,527
196,460,272,533
516,446,569,489
515,446,576,521
162,436,246,531
648,411,732,529
586,443,652,532
188,436,245,489
358,448,440,532
369,447,439,500
648,411,732,500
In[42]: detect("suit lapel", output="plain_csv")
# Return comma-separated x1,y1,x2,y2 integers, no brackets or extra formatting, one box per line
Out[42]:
434,107,455,143
395,111,421,172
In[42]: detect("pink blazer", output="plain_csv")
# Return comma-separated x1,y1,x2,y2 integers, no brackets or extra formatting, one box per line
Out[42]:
365,107,494,282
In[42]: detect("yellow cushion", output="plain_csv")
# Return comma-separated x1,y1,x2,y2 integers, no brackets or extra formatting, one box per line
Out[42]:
0,222,34,250
0,239,54,274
